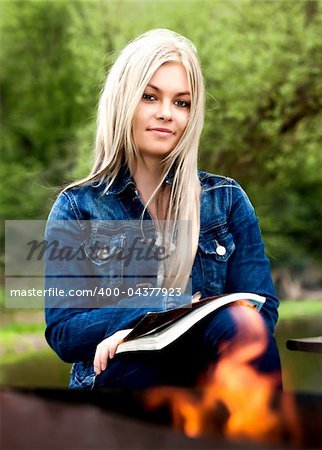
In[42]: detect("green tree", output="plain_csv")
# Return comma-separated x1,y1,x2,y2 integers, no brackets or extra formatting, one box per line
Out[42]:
1,0,321,293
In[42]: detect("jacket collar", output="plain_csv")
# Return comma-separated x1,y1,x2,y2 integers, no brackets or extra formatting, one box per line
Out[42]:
107,165,135,195
108,165,175,195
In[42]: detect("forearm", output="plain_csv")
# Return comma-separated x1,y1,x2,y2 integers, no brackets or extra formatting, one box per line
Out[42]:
45,306,150,363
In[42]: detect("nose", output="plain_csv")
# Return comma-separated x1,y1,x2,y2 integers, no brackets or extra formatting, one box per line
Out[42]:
156,101,172,121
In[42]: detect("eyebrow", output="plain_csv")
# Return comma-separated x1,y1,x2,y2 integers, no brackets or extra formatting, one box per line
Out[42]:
147,84,191,97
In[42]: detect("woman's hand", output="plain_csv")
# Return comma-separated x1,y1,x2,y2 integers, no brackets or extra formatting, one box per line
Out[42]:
93,329,133,375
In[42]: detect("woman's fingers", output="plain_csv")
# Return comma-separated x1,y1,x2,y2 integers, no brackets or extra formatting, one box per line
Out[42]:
108,329,132,359
93,346,100,374
108,340,118,360
94,338,113,374
93,329,133,375
94,342,107,375
99,345,110,372
94,341,111,374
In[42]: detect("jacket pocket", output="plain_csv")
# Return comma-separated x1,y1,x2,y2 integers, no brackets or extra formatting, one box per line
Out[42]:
198,223,235,294
84,231,125,289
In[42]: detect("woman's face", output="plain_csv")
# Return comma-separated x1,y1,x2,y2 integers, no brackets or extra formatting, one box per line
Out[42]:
132,62,191,161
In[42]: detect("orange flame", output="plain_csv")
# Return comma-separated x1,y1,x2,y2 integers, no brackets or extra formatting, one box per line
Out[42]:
145,305,301,446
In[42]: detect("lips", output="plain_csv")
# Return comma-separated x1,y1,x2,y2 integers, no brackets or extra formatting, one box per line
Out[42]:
149,127,173,134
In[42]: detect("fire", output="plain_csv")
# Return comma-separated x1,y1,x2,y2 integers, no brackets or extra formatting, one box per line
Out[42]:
144,305,301,445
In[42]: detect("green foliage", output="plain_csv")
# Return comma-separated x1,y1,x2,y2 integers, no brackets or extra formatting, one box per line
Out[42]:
0,0,107,218
179,1,322,267
1,0,321,274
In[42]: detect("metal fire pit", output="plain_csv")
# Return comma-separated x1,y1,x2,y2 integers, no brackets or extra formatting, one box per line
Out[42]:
1,387,322,449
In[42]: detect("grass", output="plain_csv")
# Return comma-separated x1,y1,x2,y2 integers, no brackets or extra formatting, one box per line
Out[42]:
0,348,70,387
1,322,45,333
278,299,322,321
0,322,46,364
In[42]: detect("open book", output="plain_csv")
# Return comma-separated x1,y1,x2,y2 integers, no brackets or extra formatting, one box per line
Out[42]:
116,292,265,354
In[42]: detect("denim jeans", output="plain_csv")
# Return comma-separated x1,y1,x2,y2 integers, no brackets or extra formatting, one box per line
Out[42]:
92,305,282,390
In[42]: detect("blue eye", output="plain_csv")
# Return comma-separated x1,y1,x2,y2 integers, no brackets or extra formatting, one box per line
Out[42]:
175,100,191,108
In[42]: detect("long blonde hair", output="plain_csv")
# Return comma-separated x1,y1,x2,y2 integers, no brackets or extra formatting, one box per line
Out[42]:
67,29,205,292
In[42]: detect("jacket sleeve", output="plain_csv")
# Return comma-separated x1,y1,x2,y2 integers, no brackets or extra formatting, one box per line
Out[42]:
225,180,279,333
44,192,151,363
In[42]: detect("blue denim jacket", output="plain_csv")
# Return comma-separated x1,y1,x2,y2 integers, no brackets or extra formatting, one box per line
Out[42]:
45,168,279,389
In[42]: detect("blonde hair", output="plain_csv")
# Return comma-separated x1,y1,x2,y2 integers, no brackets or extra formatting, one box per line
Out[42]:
67,29,205,291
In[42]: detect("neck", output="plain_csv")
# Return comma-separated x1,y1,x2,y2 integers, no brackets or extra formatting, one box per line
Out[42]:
132,157,164,195
132,157,170,221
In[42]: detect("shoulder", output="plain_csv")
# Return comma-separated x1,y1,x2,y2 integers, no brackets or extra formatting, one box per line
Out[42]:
198,171,255,221
198,171,240,191
198,171,246,202
63,182,105,205
198,171,251,198
48,182,105,221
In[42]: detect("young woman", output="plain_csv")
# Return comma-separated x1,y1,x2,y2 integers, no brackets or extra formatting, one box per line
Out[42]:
45,29,281,390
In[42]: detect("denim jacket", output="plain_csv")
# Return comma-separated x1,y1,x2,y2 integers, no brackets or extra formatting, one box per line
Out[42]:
44,168,279,389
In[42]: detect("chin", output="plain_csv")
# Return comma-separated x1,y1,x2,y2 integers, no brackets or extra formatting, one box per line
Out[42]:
141,147,175,159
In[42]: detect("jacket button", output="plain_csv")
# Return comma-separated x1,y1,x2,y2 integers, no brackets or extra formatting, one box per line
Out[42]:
216,245,226,256
97,249,109,259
